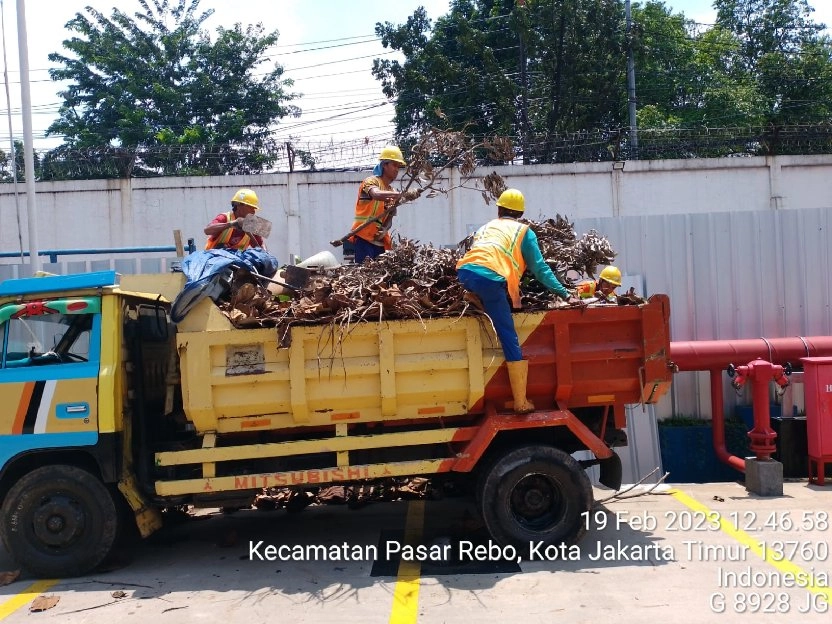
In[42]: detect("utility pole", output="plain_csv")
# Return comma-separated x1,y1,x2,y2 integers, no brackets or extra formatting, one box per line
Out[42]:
515,0,529,164
625,0,639,157
1,0,23,261
286,141,295,173
16,0,39,273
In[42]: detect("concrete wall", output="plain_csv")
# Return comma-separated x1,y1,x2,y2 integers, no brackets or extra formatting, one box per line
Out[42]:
3,154,832,264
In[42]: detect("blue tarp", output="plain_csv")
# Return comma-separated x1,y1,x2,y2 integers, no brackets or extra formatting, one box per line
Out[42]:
171,248,279,322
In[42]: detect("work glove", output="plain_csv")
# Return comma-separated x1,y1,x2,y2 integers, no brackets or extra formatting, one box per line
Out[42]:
402,189,420,202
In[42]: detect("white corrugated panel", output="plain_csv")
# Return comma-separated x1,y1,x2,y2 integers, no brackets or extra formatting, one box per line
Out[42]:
575,207,832,421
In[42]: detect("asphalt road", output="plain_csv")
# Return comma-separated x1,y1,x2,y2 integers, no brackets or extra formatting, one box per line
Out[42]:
1,482,830,623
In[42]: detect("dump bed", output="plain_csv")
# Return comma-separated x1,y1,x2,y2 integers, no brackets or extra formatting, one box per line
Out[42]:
176,295,672,434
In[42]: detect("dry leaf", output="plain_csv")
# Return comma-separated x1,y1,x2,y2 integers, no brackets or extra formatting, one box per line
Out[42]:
30,595,60,612
0,570,20,586
112,590,127,599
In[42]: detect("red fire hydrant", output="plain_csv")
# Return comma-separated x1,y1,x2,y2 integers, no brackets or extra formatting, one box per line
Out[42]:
728,359,790,461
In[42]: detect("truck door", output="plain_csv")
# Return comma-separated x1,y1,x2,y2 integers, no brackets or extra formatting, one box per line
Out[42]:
0,297,101,468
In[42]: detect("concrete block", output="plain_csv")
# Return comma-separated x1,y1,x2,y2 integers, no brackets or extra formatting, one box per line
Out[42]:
745,458,783,496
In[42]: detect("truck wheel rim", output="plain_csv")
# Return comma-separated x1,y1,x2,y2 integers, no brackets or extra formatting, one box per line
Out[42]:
508,474,564,531
32,495,85,548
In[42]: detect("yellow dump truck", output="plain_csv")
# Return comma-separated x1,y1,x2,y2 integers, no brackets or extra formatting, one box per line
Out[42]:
0,270,673,577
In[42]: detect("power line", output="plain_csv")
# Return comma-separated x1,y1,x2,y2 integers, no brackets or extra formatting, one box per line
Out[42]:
284,50,398,74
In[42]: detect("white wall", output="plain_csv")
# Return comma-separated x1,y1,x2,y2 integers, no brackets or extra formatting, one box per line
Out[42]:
4,154,832,265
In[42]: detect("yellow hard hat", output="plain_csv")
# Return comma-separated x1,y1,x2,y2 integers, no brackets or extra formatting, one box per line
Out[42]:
496,188,525,213
231,188,259,210
599,265,622,286
379,145,406,165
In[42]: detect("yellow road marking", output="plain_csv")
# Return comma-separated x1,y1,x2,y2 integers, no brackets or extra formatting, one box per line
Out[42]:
671,489,832,602
0,579,59,620
389,500,425,624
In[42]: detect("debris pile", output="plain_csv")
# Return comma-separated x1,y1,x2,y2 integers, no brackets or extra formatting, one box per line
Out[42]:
252,478,456,513
218,213,634,339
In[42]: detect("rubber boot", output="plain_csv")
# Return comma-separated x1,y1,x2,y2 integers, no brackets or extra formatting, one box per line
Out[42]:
506,360,535,414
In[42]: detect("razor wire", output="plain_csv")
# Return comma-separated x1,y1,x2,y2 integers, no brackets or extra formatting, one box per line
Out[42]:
3,124,832,180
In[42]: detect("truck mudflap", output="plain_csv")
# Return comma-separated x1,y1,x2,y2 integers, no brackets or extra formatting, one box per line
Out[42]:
581,452,623,490
599,453,623,490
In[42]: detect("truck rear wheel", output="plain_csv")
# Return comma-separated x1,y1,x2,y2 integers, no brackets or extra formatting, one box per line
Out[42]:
1,465,119,578
478,445,592,549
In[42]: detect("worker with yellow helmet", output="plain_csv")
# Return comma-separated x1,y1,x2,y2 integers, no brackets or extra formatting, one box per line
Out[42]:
576,265,621,302
456,188,574,414
204,188,265,250
349,145,407,262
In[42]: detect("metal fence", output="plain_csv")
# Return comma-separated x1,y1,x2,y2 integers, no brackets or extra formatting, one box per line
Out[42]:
0,242,195,281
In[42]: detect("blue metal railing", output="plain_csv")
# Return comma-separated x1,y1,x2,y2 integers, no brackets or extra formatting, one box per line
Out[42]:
0,239,196,263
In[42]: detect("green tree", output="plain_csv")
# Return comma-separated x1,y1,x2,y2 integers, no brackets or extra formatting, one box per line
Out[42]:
45,0,299,177
631,2,759,128
715,0,825,69
0,141,33,182
373,3,518,145
714,0,832,130
373,0,628,164
631,1,699,127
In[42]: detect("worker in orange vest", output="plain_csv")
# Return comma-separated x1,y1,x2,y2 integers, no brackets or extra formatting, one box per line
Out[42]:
456,188,575,414
576,266,621,302
204,188,265,250
349,145,407,263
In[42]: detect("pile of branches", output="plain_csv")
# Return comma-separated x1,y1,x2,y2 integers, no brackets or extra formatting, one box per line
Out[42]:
405,127,514,202
226,239,476,345
219,214,623,342
251,478,454,513
520,216,617,308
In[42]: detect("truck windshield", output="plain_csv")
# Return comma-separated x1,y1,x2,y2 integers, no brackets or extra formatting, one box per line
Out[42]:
2,313,93,367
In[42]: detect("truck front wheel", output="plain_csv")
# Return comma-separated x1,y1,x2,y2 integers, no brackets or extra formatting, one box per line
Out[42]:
479,445,592,549
1,465,119,578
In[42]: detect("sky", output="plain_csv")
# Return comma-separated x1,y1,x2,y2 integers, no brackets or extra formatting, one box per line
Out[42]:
0,0,830,160
0,0,453,157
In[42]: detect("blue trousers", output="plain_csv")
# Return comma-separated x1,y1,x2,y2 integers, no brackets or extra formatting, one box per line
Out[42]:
457,267,522,361
354,237,385,263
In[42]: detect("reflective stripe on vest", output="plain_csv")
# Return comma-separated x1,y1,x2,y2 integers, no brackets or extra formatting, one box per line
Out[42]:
205,212,251,250
576,280,597,299
351,176,392,248
456,218,528,307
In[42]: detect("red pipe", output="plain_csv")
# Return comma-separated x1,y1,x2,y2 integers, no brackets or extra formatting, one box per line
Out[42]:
670,336,832,371
731,359,789,460
673,337,832,474
709,369,745,472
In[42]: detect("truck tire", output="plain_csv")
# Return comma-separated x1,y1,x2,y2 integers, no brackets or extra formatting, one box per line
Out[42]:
1,465,119,578
478,445,592,550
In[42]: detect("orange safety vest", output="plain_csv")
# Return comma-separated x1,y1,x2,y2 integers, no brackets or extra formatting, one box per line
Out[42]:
456,218,528,308
576,280,615,301
205,212,252,250
350,176,392,250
